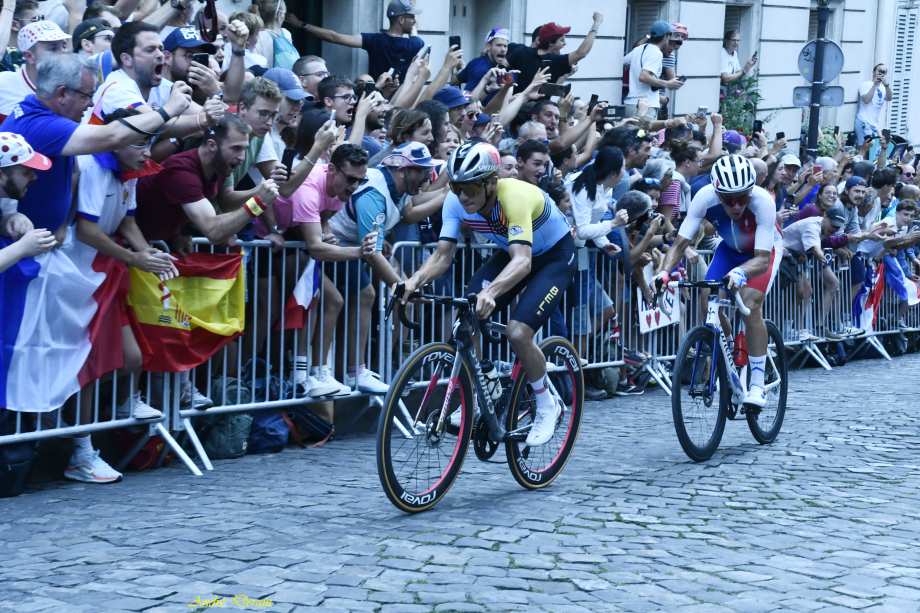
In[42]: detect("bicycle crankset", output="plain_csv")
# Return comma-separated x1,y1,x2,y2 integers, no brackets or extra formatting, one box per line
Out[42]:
473,414,500,461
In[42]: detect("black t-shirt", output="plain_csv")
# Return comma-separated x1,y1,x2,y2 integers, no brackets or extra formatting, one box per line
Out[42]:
361,32,424,81
505,46,571,92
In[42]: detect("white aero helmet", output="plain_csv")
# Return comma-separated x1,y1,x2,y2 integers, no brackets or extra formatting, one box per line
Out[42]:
446,141,500,183
710,154,756,195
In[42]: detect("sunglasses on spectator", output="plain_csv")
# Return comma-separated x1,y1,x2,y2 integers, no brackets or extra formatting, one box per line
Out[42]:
333,164,365,185
718,192,751,208
450,181,487,198
642,178,661,187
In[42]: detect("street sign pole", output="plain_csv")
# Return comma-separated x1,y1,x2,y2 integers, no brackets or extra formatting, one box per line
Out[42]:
807,5,830,158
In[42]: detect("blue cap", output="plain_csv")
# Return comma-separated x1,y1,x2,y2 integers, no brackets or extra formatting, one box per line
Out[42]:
163,26,216,54
649,21,671,38
845,176,868,189
263,67,307,100
432,86,470,109
381,142,435,168
473,113,491,127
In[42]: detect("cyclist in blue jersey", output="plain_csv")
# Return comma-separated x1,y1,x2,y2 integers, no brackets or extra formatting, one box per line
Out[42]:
399,142,576,446
654,155,783,407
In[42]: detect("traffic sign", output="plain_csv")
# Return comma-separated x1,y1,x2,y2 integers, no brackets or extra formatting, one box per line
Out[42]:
792,86,846,107
797,39,845,82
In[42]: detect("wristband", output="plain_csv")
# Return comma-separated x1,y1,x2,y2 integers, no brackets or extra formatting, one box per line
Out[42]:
244,197,265,218
232,48,245,57
301,22,309,30
589,28,598,34
155,107,170,123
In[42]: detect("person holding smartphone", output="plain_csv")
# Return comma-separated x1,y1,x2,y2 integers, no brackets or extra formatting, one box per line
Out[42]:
855,64,893,144
622,21,683,121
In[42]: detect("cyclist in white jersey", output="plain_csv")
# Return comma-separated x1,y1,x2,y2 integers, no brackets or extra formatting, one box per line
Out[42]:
654,155,782,407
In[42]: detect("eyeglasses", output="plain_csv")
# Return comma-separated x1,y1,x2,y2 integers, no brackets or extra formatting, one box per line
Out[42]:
450,181,486,198
466,110,479,119
15,13,43,23
331,93,358,103
333,164,365,185
718,192,751,208
256,109,281,123
67,87,95,101
93,33,114,43
300,70,329,79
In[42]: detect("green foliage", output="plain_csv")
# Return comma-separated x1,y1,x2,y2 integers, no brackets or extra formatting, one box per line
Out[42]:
718,72,778,137
817,125,838,157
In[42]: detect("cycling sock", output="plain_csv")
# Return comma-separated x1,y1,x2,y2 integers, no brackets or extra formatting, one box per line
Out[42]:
749,355,766,389
530,375,553,410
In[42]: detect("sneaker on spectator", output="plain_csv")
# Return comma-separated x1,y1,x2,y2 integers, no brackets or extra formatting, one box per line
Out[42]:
898,317,912,331
798,329,820,342
345,367,390,394
584,385,607,401
64,450,122,484
180,381,213,410
615,380,644,396
622,348,644,365
843,326,865,337
449,399,480,429
292,367,340,397
313,367,351,396
116,392,162,420
826,329,844,341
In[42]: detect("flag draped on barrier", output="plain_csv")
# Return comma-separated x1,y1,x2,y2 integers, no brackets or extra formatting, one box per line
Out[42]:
854,260,886,332
275,256,321,330
126,252,245,372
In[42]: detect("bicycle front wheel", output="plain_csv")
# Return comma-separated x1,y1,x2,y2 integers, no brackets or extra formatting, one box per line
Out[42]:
746,321,787,444
672,325,729,462
504,336,584,489
376,343,474,513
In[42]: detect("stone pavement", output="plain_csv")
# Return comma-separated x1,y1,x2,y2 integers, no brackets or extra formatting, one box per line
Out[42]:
3,353,920,613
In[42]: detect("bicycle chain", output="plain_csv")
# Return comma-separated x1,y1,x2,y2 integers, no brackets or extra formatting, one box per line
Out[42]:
473,414,501,461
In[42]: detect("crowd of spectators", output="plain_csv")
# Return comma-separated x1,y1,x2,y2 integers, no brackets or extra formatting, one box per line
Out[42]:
0,0,915,485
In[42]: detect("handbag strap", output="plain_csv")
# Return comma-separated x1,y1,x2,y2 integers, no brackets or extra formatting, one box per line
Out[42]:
279,409,306,449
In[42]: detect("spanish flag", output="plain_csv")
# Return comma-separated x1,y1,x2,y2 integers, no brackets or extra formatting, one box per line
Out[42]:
126,252,245,373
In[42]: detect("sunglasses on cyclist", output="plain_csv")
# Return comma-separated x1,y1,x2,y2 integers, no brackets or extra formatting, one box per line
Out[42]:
450,181,486,198
719,192,751,208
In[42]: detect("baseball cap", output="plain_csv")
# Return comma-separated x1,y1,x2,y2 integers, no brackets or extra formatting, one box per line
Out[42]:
649,21,671,38
722,130,746,147
432,86,470,109
163,26,217,54
0,133,51,171
670,23,689,40
486,28,511,44
72,19,111,52
263,67,307,100
845,176,868,189
781,154,802,168
473,113,491,127
539,23,571,41
826,204,847,228
381,142,435,168
386,0,422,17
18,21,70,53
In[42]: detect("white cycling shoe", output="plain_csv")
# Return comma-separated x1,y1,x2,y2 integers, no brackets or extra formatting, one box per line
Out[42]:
526,398,563,447
744,385,767,408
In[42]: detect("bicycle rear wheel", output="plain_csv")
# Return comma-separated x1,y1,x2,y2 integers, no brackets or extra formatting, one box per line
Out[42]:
746,321,787,444
672,325,729,462
504,336,584,489
376,343,474,513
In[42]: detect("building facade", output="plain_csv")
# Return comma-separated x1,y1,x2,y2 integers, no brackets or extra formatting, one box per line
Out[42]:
220,0,918,144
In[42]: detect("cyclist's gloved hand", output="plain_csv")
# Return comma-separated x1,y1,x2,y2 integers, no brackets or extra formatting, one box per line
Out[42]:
726,267,747,290
651,270,671,294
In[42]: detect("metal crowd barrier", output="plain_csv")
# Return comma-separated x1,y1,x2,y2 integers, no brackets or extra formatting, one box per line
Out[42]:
5,237,920,476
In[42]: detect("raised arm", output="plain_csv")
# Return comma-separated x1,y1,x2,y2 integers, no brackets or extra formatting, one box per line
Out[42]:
416,46,464,106
567,12,603,65
549,103,605,154
302,23,362,48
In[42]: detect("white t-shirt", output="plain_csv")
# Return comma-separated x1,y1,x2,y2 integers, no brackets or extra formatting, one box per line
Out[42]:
76,154,138,236
856,81,887,130
859,215,902,259
782,216,822,255
245,136,279,187
91,69,174,123
624,43,663,108
564,174,612,249
721,48,741,76
0,69,35,121
221,49,268,73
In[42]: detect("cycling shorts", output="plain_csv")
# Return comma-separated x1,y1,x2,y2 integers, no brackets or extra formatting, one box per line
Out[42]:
705,241,782,295
466,234,577,331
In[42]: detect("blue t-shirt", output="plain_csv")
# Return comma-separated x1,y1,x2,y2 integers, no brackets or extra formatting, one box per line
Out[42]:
0,95,79,231
361,33,424,82
456,56,500,104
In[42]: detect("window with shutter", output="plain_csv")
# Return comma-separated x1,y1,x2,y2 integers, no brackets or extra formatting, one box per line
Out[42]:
627,1,663,52
725,6,743,35
808,9,834,41
888,7,916,135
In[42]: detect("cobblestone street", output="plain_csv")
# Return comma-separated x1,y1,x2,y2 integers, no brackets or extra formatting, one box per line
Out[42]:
3,353,920,613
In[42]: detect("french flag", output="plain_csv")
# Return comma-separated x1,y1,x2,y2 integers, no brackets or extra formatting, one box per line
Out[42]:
275,257,322,330
853,259,886,333
0,230,126,412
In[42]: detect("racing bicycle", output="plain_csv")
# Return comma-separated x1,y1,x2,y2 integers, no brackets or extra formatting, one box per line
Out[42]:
658,278,788,462
376,283,584,513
